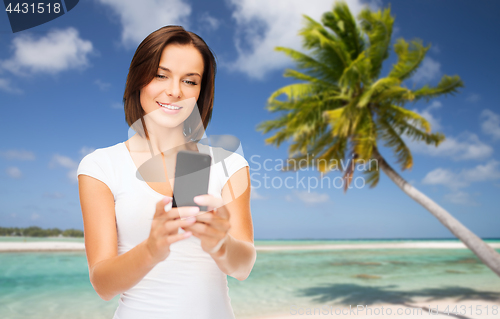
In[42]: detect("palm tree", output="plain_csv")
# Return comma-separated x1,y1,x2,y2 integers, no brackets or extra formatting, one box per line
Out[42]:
256,1,500,276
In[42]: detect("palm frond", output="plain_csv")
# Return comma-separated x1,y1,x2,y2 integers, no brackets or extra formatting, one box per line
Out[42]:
373,85,415,105
388,38,429,81
299,14,351,69
351,108,376,161
384,104,433,133
383,111,446,146
256,1,463,195
358,5,394,79
361,160,381,188
358,77,401,107
413,75,464,102
338,52,371,94
315,136,348,174
299,14,350,79
321,1,365,60
256,111,295,137
281,68,336,88
376,116,413,170
267,83,321,108
274,47,340,85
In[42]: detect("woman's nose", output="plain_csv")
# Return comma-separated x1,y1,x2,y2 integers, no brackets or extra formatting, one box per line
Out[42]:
166,81,181,99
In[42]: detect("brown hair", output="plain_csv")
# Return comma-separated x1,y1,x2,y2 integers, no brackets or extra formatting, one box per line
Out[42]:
123,25,217,142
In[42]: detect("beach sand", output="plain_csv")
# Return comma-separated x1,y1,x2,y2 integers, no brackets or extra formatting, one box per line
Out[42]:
0,241,499,252
0,241,85,252
249,297,500,319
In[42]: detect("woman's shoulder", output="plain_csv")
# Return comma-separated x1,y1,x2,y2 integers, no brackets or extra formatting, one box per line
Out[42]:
80,141,124,163
77,142,124,192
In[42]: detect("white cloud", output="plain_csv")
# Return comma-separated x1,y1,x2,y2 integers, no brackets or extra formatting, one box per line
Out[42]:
96,0,192,48
412,57,441,83
0,78,22,94
0,149,35,160
6,166,22,179
443,191,479,206
480,109,500,140
461,159,500,182
421,167,468,189
111,102,122,109
411,100,442,131
1,27,94,76
429,43,440,54
427,100,442,110
49,148,94,183
422,159,500,190
408,131,493,161
79,146,96,158
94,79,111,91
31,213,40,220
403,102,493,161
224,0,373,80
68,169,78,183
199,12,220,31
466,93,480,103
286,190,330,204
50,154,78,169
49,154,79,183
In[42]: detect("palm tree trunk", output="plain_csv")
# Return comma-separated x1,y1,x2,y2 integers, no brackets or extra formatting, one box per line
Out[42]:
371,146,500,277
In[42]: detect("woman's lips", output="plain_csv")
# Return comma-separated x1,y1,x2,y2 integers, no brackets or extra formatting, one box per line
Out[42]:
157,101,182,108
157,101,183,114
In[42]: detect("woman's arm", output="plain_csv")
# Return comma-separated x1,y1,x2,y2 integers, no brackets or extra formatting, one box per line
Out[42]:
78,175,157,301
211,166,256,281
210,233,256,281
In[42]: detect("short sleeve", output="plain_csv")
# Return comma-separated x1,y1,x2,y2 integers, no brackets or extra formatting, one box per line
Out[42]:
77,151,113,191
220,152,249,189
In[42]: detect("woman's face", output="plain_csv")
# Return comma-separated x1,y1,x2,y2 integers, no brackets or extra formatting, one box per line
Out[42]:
140,43,204,132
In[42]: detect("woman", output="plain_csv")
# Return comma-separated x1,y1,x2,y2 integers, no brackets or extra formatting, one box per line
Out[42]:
77,25,256,319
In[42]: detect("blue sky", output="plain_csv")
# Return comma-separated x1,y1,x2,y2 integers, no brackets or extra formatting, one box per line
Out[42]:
0,0,499,239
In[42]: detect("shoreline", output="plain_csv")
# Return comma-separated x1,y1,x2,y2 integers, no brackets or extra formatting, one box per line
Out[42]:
1,241,499,252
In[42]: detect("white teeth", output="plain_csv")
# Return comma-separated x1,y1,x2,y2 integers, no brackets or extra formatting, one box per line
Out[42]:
158,102,181,110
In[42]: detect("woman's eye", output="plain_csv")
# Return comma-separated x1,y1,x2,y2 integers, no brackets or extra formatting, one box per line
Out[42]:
156,74,196,85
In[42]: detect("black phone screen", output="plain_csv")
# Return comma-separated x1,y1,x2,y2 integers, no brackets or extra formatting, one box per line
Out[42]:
172,150,211,211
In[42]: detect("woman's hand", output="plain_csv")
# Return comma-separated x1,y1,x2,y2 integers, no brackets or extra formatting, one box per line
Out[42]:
181,194,231,256
145,197,200,264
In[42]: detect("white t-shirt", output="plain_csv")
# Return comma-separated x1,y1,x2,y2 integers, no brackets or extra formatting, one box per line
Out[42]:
77,141,249,319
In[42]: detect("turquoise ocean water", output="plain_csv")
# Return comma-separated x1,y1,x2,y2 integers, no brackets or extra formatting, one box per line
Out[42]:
1,237,499,318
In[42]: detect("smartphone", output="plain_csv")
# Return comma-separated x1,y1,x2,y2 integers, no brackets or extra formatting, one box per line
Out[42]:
172,150,211,217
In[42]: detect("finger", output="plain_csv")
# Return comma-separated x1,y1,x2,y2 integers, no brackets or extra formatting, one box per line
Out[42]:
194,212,231,233
153,196,173,220
182,222,225,239
193,195,227,217
155,206,200,222
176,206,201,219
166,230,192,244
165,216,197,234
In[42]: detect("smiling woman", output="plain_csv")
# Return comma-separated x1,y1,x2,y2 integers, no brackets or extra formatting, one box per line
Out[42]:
76,25,255,319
